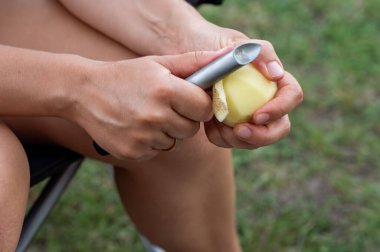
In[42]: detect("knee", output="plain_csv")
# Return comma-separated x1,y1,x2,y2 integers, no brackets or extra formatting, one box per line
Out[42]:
0,122,29,252
113,126,232,175
0,121,30,188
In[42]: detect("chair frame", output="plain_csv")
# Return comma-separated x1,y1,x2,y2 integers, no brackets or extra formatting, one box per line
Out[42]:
16,158,84,252
17,157,163,252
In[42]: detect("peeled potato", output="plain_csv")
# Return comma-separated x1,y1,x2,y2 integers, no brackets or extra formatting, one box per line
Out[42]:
212,64,277,127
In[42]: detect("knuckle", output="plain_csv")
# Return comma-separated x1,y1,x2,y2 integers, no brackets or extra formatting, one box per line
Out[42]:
193,50,205,65
198,97,213,121
156,83,175,98
149,110,166,124
117,142,145,161
171,122,200,139
207,133,230,148
261,40,274,51
296,88,304,104
140,110,167,126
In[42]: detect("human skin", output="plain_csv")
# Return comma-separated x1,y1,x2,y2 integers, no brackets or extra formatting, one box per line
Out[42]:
0,0,303,251
58,0,303,149
0,122,29,252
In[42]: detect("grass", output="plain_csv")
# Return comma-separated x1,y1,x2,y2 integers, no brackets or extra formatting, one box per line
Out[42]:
29,0,380,251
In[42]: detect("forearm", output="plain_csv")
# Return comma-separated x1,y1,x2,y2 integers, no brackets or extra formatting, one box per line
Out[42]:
0,45,87,118
58,0,210,55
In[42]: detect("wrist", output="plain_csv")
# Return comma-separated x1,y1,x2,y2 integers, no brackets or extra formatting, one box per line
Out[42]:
0,47,96,119
147,2,211,55
53,55,95,122
164,19,249,54
195,22,248,49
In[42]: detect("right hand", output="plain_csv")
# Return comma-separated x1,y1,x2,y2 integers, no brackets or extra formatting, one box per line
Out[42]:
70,51,223,161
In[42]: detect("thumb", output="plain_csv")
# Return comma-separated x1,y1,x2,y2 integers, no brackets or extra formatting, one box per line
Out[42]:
227,39,285,81
154,47,232,78
250,39,285,81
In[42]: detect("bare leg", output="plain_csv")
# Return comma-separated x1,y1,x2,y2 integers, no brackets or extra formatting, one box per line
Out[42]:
0,122,29,252
113,137,238,252
0,1,240,251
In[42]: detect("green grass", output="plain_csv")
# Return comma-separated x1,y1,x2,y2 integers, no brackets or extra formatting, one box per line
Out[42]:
30,0,380,251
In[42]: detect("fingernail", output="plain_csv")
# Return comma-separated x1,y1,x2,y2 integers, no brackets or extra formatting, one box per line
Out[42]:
267,61,284,79
255,113,270,124
237,126,252,139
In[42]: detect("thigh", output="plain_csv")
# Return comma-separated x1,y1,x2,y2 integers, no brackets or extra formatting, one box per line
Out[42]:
0,0,232,170
0,122,29,252
0,0,134,60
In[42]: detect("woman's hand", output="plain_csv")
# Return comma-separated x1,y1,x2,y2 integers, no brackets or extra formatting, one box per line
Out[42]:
182,23,304,149
205,71,302,149
68,51,223,160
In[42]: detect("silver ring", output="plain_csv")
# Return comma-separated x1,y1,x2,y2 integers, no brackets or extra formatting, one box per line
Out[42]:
161,138,177,152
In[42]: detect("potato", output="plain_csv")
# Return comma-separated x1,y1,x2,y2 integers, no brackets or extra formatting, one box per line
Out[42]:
212,64,277,127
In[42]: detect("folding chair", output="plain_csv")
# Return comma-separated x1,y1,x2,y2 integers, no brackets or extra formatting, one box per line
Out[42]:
16,144,84,252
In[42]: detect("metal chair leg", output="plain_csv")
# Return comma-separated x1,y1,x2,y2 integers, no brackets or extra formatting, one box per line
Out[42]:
140,235,166,252
16,159,83,252
17,158,164,251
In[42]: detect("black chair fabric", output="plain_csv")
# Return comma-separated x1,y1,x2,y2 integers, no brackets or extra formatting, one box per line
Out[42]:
187,0,223,6
24,144,83,187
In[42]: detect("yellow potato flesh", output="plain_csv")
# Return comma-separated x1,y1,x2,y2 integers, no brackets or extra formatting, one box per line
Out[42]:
216,64,277,127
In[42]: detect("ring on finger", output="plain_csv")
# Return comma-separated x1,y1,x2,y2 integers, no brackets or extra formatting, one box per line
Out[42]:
161,137,178,152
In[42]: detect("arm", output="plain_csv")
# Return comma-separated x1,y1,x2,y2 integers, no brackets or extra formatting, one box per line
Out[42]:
58,0,218,55
58,0,304,150
0,45,84,117
0,44,220,159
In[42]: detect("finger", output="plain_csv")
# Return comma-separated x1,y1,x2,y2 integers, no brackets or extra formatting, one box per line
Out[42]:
217,125,259,149
135,149,161,161
154,48,232,78
204,120,232,148
161,108,200,139
151,133,177,151
239,39,285,81
169,76,214,122
111,142,160,161
151,135,175,151
253,72,303,124
234,115,291,146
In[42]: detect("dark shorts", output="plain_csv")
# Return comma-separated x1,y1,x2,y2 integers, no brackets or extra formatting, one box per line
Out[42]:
25,144,82,187
186,0,223,6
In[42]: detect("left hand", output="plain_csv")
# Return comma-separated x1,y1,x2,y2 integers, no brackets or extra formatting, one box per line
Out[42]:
205,71,302,149
182,23,303,149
